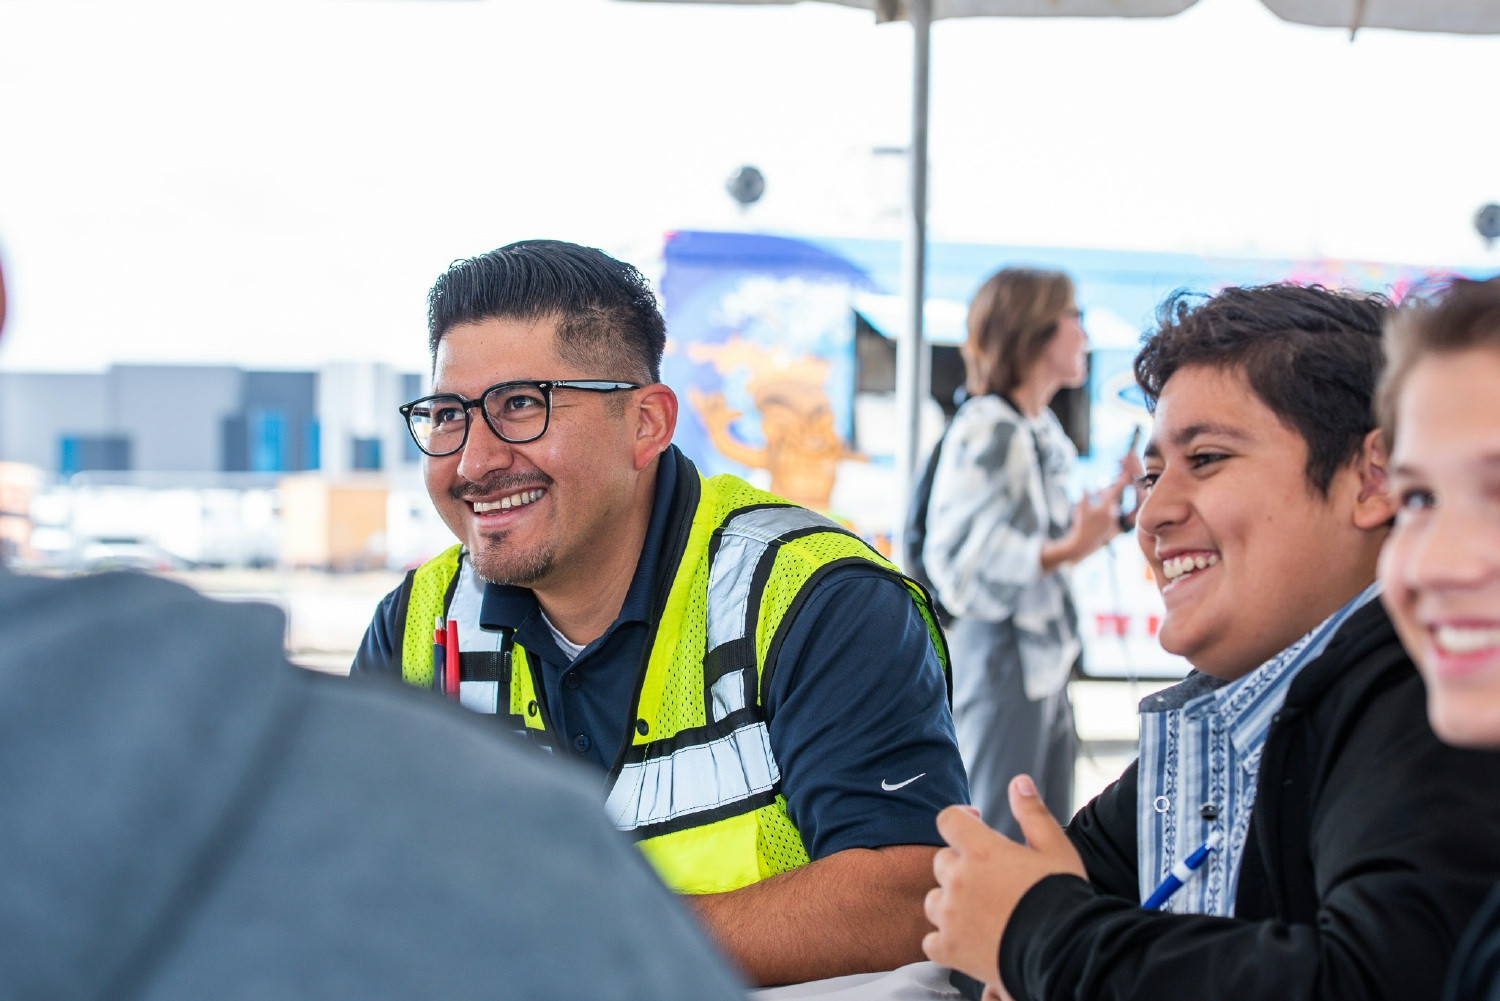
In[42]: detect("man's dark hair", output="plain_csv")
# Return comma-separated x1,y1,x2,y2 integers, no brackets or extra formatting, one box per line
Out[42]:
427,239,666,383
1134,284,1390,495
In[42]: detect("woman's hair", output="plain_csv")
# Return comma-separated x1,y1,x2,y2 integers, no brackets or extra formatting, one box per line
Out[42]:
1378,277,1500,452
961,267,1075,398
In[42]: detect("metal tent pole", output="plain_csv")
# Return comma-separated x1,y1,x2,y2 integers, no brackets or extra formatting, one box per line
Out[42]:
892,0,930,567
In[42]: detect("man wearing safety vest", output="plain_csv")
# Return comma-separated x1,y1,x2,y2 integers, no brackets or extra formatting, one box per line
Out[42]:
352,239,969,986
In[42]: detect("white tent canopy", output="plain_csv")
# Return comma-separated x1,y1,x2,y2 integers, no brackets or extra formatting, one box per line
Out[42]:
630,0,1500,33
1260,0,1500,34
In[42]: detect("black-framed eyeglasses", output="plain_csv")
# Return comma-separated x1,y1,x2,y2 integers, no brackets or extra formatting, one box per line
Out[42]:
399,379,643,457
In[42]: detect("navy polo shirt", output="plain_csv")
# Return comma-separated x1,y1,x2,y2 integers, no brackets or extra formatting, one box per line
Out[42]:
354,447,968,860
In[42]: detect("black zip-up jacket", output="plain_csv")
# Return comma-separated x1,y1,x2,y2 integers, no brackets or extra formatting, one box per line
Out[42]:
1448,884,1500,1001
1001,599,1500,1001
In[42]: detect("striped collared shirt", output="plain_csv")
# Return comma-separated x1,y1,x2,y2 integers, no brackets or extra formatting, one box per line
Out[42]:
1135,582,1382,915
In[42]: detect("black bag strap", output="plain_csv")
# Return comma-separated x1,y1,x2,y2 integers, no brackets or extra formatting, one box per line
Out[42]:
904,429,953,626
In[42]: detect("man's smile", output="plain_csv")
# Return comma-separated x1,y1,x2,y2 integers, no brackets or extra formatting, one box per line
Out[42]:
472,488,545,514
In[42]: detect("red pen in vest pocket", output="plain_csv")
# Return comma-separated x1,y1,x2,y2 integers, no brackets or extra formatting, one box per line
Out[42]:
445,619,460,699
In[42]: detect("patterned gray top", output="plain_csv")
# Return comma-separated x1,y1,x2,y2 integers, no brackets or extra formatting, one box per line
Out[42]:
922,394,1081,699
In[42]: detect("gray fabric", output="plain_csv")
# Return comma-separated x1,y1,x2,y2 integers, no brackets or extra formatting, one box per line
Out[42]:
0,569,746,1001
947,616,1077,838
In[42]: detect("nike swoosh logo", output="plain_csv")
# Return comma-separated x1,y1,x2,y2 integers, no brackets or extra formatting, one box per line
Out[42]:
881,773,926,792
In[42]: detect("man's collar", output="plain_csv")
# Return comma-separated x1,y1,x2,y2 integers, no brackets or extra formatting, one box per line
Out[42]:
477,582,537,633
614,446,680,625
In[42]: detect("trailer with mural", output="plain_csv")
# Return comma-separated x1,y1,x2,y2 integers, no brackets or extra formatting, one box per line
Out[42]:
653,228,1488,678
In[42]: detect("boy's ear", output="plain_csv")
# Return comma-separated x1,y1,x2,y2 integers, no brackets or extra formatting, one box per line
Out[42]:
1352,428,1397,531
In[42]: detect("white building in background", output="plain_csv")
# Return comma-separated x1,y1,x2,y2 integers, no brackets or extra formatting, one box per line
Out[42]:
316,361,419,478
0,360,454,571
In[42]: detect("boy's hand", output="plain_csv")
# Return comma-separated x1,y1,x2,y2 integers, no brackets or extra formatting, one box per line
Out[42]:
922,776,1086,994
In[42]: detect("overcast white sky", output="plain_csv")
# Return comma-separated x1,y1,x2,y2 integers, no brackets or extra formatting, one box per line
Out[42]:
1,0,1496,374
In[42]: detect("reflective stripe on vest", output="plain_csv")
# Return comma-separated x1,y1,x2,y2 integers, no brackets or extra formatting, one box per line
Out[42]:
605,503,842,833
605,716,777,831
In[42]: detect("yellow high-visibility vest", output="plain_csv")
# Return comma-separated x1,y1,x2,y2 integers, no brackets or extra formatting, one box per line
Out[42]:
399,472,948,894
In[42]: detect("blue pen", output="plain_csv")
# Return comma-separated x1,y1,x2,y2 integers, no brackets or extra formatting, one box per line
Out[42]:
1142,829,1224,910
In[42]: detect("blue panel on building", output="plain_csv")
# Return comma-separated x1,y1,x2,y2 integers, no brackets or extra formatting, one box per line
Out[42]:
250,409,288,472
305,420,320,471
59,434,132,475
351,436,381,471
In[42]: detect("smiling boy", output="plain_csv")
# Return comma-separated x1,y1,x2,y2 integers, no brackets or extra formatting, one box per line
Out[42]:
923,284,1500,1001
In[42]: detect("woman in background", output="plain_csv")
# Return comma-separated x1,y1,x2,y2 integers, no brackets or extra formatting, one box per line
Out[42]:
1378,275,1500,1001
923,267,1137,837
